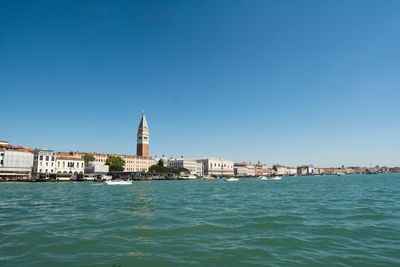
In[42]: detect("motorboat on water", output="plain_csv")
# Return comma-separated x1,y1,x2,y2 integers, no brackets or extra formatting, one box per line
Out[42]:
180,174,197,180
105,180,133,185
336,172,345,176
225,177,239,182
271,176,282,180
258,176,268,180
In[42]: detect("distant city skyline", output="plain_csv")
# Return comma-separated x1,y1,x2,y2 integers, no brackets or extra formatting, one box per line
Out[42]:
1,1,400,167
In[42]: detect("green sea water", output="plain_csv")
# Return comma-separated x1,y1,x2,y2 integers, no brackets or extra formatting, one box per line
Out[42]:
1,174,399,267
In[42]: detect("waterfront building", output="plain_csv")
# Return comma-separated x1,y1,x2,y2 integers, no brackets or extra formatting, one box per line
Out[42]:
287,167,298,176
66,152,156,172
255,163,265,176
234,165,249,176
0,150,34,179
273,165,288,176
234,162,256,176
297,165,315,175
137,112,149,158
32,149,56,174
196,158,234,177
124,154,155,172
85,161,109,174
168,157,203,176
56,154,85,174
0,141,34,179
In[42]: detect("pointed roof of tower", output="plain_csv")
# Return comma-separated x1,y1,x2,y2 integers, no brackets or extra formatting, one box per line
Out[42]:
138,112,148,130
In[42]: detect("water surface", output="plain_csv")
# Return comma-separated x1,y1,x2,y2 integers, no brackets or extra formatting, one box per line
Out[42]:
1,174,399,266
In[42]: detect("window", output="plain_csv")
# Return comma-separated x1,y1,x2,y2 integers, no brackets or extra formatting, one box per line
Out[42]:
39,169,42,172
46,162,48,166
63,162,65,167
51,169,53,172
46,156,49,161
40,162,42,166
58,162,60,167
51,156,55,161
40,156,43,160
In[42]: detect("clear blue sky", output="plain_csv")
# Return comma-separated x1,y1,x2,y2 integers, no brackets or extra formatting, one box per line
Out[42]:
1,0,399,167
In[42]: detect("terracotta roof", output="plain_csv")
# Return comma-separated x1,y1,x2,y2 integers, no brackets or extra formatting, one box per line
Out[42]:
56,154,83,161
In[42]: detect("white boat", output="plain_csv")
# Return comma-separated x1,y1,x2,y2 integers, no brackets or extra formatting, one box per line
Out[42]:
226,177,239,182
180,174,197,180
259,176,268,180
336,172,345,176
105,180,132,185
271,176,282,180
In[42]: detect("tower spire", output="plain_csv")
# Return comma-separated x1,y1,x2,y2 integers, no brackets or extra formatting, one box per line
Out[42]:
136,112,149,157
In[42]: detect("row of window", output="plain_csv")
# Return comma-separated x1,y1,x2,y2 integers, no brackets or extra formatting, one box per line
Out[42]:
57,161,84,168
38,161,84,168
39,156,55,161
40,162,54,167
209,163,233,168
39,169,53,173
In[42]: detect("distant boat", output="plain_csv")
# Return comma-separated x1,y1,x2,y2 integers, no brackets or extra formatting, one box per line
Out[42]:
258,176,268,180
180,174,197,180
226,177,239,182
336,172,345,176
271,176,282,180
105,180,132,185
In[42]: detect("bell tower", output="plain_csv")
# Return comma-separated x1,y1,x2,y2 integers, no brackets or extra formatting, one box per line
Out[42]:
137,112,149,157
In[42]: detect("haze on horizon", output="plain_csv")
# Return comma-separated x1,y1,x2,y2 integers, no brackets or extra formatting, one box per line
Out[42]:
1,0,399,167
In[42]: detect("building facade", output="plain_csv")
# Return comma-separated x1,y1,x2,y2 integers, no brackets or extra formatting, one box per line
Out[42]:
0,150,34,178
56,155,85,174
297,165,315,175
32,149,56,174
196,158,234,176
85,161,109,174
0,141,34,179
168,158,203,176
234,162,256,176
66,152,156,172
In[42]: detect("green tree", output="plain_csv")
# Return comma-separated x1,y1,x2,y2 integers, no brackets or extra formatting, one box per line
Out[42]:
148,165,190,175
82,154,95,167
106,156,125,172
157,159,164,167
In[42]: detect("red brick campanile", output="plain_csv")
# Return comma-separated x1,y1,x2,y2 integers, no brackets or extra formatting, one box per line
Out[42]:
136,112,149,158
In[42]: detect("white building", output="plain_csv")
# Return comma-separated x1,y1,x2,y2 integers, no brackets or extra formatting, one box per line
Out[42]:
56,155,85,174
234,165,249,176
234,162,256,176
297,165,315,175
196,157,234,177
85,161,109,174
168,158,203,176
0,150,34,178
287,167,298,176
33,149,56,174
